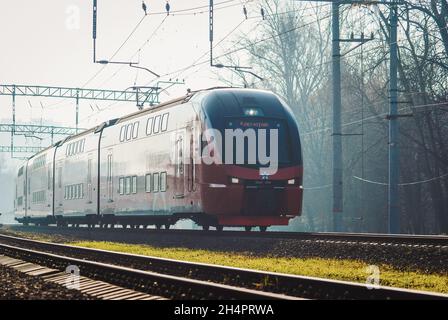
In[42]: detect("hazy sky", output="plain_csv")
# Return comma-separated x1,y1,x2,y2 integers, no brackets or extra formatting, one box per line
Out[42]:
0,0,273,170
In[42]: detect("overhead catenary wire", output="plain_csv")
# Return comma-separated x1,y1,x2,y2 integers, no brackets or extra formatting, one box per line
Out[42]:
145,3,334,85
98,15,169,88
82,14,148,88
353,172,448,186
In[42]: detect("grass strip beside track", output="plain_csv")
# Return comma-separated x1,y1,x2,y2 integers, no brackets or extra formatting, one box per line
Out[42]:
71,241,448,294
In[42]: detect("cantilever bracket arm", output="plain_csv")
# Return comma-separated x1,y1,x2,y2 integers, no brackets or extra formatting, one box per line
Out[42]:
212,64,264,81
96,60,160,78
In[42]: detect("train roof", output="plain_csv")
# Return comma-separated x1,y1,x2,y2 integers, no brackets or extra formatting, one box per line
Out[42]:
26,87,275,160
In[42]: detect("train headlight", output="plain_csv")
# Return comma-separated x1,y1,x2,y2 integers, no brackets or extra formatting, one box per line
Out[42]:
287,179,295,185
231,177,240,184
243,107,264,116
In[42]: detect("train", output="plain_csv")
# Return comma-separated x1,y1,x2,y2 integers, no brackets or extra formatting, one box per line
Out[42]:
14,87,303,231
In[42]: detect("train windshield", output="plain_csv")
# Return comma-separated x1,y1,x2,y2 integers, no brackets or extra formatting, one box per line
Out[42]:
222,117,292,167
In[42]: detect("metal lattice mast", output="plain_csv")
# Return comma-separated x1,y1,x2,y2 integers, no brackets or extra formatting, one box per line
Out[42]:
0,83,162,157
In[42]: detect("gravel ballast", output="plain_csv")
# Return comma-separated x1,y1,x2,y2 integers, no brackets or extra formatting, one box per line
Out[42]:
2,225,447,274
0,264,93,300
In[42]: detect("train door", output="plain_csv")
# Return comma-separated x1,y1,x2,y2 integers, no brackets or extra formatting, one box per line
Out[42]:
56,161,63,209
87,156,93,204
187,125,196,192
106,151,113,203
174,131,185,198
23,166,28,216
47,162,52,211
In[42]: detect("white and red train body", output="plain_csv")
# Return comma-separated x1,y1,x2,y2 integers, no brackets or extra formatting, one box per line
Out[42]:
15,88,303,230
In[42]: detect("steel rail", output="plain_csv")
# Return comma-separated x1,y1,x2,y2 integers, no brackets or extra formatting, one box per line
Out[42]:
0,234,446,300
0,239,297,300
11,225,448,247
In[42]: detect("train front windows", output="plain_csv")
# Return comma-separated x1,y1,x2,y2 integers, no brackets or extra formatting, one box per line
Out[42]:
161,113,169,132
125,177,131,195
132,122,139,139
120,126,126,142
160,172,167,192
131,176,137,194
153,115,161,134
119,177,124,195
145,174,151,192
146,118,154,135
153,173,160,192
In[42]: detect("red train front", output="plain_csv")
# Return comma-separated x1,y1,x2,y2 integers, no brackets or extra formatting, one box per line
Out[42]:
195,89,303,231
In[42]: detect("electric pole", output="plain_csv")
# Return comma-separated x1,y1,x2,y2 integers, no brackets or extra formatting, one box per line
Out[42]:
332,1,343,232
388,2,400,233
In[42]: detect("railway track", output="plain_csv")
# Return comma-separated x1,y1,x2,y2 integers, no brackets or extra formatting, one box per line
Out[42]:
0,233,446,300
9,224,448,247
0,238,296,300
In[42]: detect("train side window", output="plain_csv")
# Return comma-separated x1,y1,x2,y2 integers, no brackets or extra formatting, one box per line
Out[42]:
74,142,79,154
160,172,167,192
80,139,85,152
119,177,124,195
145,174,151,193
132,122,139,139
80,184,84,198
64,186,67,200
126,124,133,141
153,173,160,192
131,176,137,194
146,117,153,136
153,115,161,134
161,113,169,132
120,126,126,142
74,185,78,199
125,177,131,194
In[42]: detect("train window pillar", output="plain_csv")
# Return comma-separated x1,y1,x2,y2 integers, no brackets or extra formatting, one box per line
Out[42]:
161,113,169,132
146,118,154,136
160,172,167,192
48,165,52,190
145,174,151,193
131,176,137,194
58,167,62,188
153,173,160,193
120,126,126,142
126,124,133,140
132,122,139,139
119,177,124,195
125,177,131,195
153,115,161,134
